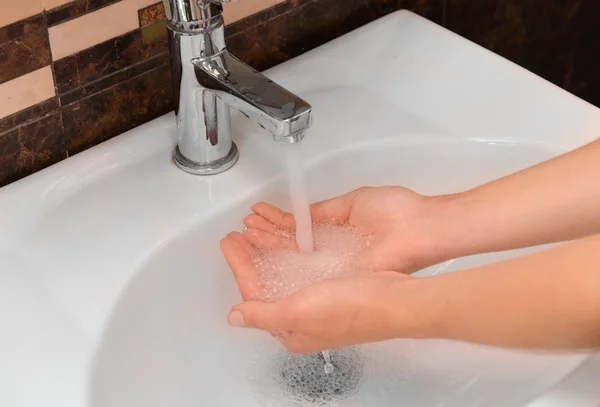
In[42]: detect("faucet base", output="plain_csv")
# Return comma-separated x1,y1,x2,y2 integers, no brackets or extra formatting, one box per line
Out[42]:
173,143,239,175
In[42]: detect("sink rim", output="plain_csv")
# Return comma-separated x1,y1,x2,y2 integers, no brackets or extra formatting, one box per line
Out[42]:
0,9,599,407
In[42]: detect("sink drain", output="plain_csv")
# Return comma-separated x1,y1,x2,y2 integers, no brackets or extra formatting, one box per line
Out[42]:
274,348,364,404
248,341,412,407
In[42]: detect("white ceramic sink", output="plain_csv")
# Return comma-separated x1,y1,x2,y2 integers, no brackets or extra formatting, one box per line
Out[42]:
1,10,600,407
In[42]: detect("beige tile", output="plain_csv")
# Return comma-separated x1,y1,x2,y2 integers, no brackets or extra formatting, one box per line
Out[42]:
0,0,44,27
48,0,285,60
43,0,75,11
48,0,158,60
0,66,55,119
223,0,286,24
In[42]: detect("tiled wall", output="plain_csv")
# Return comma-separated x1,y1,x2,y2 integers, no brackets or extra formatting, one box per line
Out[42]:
0,0,599,187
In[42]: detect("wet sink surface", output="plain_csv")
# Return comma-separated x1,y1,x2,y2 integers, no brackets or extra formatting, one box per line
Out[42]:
1,10,600,407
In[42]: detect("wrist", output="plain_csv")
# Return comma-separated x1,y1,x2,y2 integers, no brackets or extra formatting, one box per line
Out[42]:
421,191,481,265
386,276,447,340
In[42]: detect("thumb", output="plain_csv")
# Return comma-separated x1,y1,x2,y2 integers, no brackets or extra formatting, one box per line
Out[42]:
310,187,368,222
310,194,353,222
228,301,288,331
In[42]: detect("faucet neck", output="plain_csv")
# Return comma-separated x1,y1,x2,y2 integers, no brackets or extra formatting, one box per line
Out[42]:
163,0,223,33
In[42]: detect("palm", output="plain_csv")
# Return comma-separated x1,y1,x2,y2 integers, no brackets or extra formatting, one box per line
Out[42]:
220,231,265,301
221,231,413,353
242,186,435,273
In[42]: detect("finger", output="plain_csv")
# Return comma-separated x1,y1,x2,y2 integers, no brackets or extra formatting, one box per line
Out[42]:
243,213,279,234
228,231,254,258
309,189,362,223
229,300,291,331
244,227,297,250
252,202,296,229
220,234,262,300
281,335,316,355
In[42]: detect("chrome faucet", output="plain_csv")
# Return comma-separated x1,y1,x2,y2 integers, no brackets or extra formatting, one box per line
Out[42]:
164,0,313,175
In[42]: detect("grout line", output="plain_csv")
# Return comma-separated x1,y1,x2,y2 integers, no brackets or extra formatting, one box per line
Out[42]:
442,0,447,26
43,9,67,150
43,12,61,107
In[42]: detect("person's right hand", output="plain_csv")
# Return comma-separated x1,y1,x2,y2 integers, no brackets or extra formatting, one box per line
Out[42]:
243,186,449,274
221,229,437,354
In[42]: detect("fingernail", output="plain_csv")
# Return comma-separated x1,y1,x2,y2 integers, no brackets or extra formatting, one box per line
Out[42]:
228,310,246,327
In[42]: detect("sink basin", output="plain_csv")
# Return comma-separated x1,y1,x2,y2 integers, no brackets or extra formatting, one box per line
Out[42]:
1,10,600,407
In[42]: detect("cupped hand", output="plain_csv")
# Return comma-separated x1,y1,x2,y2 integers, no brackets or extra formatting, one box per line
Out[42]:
220,231,421,353
243,186,446,274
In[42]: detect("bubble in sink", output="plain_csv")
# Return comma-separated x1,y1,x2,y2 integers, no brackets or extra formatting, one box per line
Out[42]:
247,340,412,407
251,223,370,301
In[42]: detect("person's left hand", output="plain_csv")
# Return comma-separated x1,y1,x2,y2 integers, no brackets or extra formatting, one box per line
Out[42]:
221,232,425,354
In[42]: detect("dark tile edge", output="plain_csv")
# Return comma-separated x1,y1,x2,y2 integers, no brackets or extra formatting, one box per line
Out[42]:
0,97,59,136
0,112,65,187
53,27,167,94
60,52,169,105
0,28,52,85
46,0,124,27
0,14,45,44
225,0,314,37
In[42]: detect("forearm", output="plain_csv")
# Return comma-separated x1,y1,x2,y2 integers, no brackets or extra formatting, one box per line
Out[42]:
418,234,600,349
433,138,600,260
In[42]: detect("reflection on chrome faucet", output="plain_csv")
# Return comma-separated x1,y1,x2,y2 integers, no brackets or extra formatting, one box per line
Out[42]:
164,0,313,175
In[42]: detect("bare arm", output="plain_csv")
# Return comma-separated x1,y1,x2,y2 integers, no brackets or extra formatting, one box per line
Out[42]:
413,234,600,349
434,138,600,261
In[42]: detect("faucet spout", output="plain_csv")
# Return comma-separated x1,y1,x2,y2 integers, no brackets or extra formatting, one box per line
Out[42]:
193,52,312,143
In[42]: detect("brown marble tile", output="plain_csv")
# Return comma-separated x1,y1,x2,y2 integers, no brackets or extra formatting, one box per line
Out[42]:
0,14,45,44
0,29,52,85
0,97,60,135
60,52,168,104
138,1,165,27
46,0,123,27
224,0,307,37
53,27,167,94
0,112,65,187
44,0,78,11
445,0,600,107
228,0,444,71
62,60,172,155
53,55,79,94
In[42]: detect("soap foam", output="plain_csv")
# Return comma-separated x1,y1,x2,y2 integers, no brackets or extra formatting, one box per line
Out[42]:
252,223,369,301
